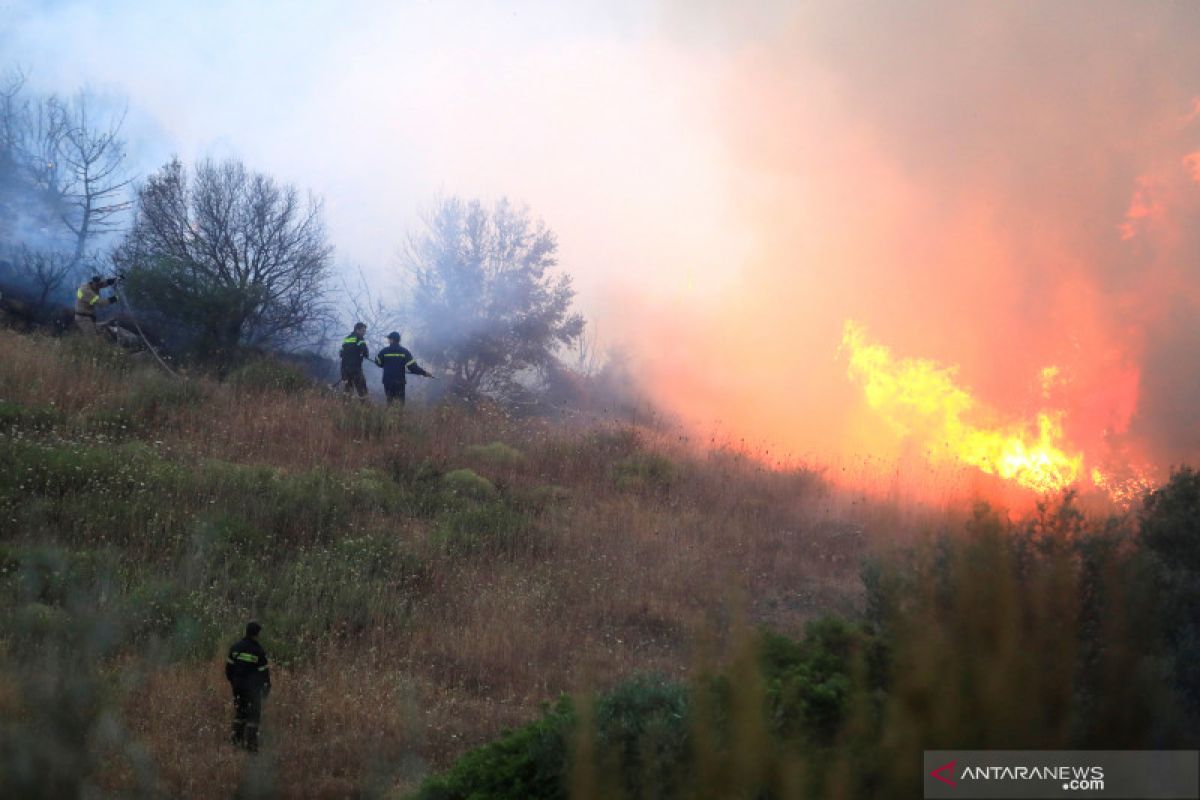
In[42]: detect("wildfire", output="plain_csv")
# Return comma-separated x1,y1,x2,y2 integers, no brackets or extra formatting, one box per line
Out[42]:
841,320,1082,494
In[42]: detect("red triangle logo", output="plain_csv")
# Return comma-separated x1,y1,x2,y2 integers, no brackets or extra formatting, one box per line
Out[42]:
931,759,957,787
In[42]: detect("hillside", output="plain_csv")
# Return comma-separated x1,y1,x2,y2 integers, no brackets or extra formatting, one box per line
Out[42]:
0,329,870,797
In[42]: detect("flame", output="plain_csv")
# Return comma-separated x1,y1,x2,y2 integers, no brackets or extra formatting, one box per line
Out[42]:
1090,467,1154,507
841,320,1082,494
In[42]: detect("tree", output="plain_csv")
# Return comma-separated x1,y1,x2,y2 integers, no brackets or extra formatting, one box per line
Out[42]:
403,197,585,399
10,246,74,309
0,69,132,312
115,158,334,361
54,95,133,268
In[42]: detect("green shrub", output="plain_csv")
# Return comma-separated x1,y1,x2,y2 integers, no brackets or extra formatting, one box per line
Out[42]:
1140,468,1200,720
590,676,692,799
516,484,572,513
123,575,223,660
464,441,527,469
415,698,575,800
442,468,498,502
611,453,677,493
415,676,692,800
759,617,874,745
432,502,537,557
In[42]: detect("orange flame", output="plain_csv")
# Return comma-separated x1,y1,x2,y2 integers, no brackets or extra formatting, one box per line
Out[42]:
841,320,1082,494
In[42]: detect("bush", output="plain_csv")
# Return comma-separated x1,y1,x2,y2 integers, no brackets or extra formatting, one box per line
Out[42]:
415,698,575,800
442,468,498,502
1141,467,1200,573
123,574,223,660
612,453,677,493
433,502,537,557
516,484,572,513
759,618,874,745
414,678,691,800
1140,468,1200,720
464,441,527,469
589,676,691,799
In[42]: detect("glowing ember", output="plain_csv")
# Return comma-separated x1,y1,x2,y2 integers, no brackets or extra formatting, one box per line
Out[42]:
1091,467,1155,507
841,320,1082,494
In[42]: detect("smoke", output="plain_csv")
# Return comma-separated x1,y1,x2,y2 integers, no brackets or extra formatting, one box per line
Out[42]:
5,0,1200,488
622,0,1200,485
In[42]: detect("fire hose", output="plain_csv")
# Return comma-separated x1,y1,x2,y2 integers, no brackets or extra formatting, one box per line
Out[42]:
109,274,181,380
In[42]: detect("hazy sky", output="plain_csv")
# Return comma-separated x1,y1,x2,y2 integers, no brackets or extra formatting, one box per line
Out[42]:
6,0,1200,496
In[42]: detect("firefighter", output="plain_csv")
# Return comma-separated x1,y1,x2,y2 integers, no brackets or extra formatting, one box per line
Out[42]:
74,275,118,335
225,621,271,753
339,322,371,398
374,331,431,405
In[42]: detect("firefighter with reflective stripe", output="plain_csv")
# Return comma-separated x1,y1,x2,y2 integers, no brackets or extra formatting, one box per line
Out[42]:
339,322,370,398
374,331,430,405
74,275,118,335
225,621,271,752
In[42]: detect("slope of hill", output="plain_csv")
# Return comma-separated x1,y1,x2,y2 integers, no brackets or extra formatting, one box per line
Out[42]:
6,329,1197,799
0,329,866,797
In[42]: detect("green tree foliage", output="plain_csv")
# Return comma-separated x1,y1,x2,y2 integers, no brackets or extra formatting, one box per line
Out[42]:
1140,467,1200,719
412,624,869,800
114,157,333,363
417,495,1200,799
404,197,584,400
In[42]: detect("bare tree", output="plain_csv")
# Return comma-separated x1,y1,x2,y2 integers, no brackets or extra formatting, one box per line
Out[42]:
56,95,133,268
0,68,25,167
403,196,585,399
0,71,133,312
18,93,69,202
11,246,74,309
115,158,334,361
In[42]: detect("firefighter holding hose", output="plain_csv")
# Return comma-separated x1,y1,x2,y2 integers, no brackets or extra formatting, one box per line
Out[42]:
74,275,119,335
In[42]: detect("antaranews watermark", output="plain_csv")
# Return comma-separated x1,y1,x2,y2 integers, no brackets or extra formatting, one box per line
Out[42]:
923,750,1198,799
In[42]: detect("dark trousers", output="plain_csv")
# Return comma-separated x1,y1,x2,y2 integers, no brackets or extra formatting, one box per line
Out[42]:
383,379,406,405
231,688,263,752
341,366,367,398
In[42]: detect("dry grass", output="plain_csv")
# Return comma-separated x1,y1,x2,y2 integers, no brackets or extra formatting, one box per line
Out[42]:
0,329,927,797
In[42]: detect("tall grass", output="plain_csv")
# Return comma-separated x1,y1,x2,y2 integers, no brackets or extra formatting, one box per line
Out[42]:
7,328,1186,797
0,329,868,797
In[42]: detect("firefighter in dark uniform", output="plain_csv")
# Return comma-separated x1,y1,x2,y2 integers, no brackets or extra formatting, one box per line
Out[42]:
339,322,370,398
374,331,431,405
225,621,271,752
